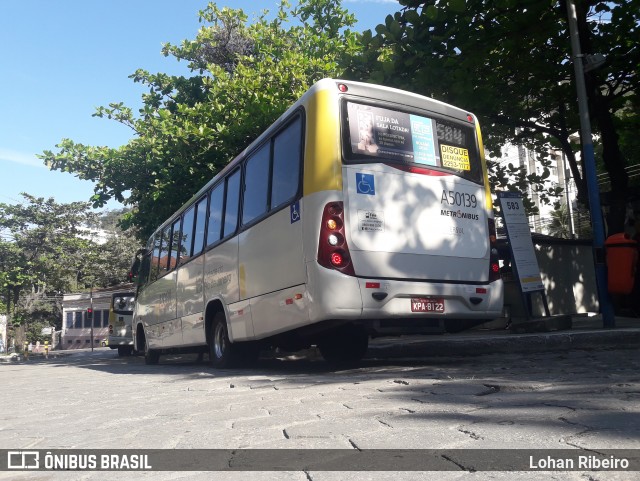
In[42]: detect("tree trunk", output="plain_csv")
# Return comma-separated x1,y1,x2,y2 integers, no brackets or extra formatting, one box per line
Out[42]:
557,134,588,207
590,86,627,234
576,2,628,235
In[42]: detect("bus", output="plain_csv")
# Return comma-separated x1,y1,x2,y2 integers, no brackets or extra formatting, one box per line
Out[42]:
108,291,136,356
130,79,504,367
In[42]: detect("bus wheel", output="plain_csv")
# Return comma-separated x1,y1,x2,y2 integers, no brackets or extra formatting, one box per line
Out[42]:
209,312,237,369
144,340,159,365
318,324,369,366
117,346,130,357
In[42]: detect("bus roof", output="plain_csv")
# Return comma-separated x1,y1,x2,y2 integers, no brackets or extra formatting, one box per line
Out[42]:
149,78,476,239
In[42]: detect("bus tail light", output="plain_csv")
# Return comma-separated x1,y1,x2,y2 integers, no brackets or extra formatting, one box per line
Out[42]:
488,217,501,282
318,202,355,276
108,325,113,334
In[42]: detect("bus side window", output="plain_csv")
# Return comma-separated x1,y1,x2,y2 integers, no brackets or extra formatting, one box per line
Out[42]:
242,144,270,225
139,252,152,288
159,225,171,276
223,170,241,237
207,183,224,246
271,116,302,208
169,218,181,270
192,196,207,256
150,234,162,282
181,205,195,262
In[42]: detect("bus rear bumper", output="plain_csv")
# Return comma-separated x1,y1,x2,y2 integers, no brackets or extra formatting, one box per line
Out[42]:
358,277,504,320
306,263,504,325
107,336,134,347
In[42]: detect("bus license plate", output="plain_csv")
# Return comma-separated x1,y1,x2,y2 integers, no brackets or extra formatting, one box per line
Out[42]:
411,298,445,313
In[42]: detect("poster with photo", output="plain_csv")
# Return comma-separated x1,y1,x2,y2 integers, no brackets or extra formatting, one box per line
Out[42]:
347,102,438,165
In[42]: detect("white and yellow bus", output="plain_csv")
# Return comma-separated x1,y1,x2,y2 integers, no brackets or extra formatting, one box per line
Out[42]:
130,79,503,367
108,291,136,356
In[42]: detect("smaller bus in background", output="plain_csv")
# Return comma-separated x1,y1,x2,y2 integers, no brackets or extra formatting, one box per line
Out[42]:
108,291,136,356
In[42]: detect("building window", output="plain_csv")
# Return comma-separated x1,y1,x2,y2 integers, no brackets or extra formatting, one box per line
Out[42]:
74,311,83,329
93,310,102,328
102,310,109,327
66,312,73,329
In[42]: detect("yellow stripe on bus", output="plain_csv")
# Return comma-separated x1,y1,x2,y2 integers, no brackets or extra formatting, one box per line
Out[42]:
475,120,493,211
303,88,342,195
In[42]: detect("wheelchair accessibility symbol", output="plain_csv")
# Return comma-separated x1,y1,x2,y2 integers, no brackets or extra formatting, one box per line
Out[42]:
356,173,375,195
290,201,300,223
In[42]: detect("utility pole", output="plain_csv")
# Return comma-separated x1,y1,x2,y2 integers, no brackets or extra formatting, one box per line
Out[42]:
566,0,615,327
89,284,94,352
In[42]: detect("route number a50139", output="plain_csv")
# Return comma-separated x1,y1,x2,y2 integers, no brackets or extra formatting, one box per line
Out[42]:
441,190,477,209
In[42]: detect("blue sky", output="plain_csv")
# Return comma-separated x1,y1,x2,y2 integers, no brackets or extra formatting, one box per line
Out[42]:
0,0,400,210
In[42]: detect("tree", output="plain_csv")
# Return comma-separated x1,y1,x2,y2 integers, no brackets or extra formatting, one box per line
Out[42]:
0,194,97,307
0,196,139,334
41,0,361,241
548,202,572,238
346,0,639,233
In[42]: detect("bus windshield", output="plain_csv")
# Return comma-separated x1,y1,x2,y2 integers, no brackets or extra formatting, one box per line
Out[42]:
342,100,483,184
112,294,135,314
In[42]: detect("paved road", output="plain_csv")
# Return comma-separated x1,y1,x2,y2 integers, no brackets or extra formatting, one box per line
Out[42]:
1,345,639,480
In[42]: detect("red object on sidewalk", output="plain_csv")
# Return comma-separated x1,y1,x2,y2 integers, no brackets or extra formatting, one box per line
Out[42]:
605,233,638,294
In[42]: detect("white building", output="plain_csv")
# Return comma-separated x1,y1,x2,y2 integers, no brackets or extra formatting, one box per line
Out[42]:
490,143,582,237
60,284,131,350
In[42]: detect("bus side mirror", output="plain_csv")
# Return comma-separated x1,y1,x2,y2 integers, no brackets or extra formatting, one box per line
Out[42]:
129,248,146,285
130,259,140,275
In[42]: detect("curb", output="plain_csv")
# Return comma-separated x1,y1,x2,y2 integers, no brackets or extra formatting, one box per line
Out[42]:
366,328,640,358
0,353,20,363
0,352,72,363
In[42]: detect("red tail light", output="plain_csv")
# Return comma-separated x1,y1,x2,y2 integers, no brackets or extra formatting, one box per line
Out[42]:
488,217,500,282
318,202,355,276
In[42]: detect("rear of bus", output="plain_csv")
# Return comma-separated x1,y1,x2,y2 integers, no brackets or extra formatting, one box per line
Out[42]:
305,80,503,335
108,291,136,356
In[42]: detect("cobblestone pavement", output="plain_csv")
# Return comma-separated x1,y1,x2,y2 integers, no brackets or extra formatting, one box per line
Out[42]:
1,346,638,480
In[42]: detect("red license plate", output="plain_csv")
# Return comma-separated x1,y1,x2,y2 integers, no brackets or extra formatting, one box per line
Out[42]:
411,298,445,313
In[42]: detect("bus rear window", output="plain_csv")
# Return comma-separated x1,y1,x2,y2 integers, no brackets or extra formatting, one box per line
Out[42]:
342,101,483,183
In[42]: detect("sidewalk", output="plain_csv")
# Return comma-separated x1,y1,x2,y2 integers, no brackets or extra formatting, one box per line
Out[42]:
0,348,80,363
366,314,640,358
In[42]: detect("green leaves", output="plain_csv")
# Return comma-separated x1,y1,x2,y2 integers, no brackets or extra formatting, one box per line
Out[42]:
350,0,640,232
0,197,141,330
42,0,362,241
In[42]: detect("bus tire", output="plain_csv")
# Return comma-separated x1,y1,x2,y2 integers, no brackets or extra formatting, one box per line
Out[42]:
144,339,159,365
117,346,132,357
145,347,159,365
209,312,238,369
318,324,368,366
